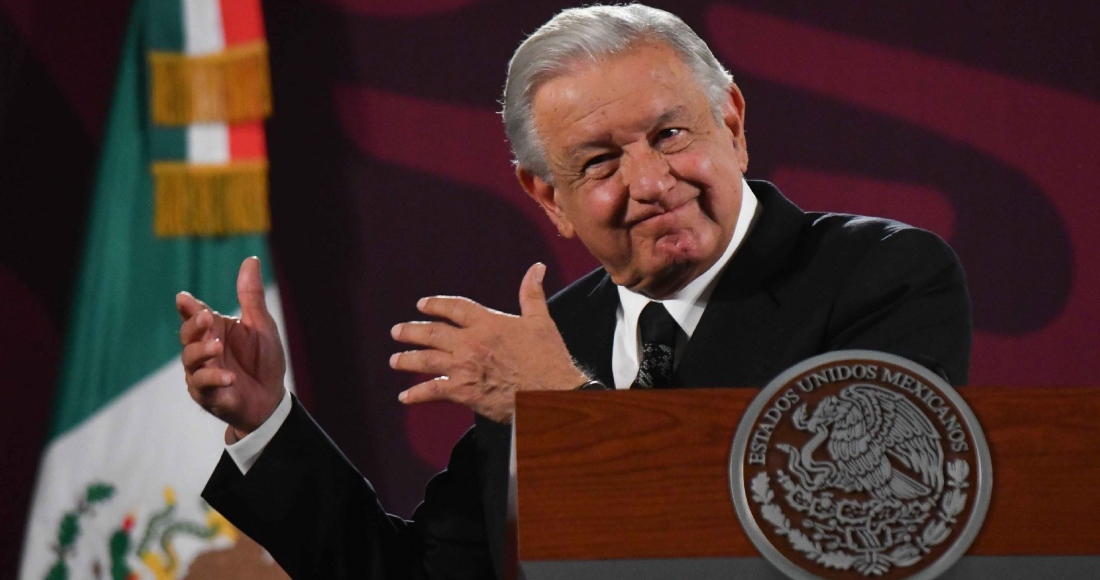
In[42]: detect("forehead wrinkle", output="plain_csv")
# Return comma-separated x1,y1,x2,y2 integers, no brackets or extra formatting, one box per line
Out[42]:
534,83,622,154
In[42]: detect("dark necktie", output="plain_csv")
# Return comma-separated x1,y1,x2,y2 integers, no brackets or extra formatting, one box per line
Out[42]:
631,302,678,389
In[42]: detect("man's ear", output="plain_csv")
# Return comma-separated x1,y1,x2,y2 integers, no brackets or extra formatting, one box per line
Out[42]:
517,167,576,238
721,83,749,173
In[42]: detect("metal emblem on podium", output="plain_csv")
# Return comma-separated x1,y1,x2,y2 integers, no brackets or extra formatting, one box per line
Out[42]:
730,351,992,580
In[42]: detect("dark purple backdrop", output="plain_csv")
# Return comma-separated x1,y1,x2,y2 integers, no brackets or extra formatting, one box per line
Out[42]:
2,0,1098,576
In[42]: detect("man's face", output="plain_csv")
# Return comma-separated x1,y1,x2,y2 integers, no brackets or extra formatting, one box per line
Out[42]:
518,42,749,299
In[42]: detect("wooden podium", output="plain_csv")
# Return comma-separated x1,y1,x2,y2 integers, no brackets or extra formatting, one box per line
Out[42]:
510,387,1100,579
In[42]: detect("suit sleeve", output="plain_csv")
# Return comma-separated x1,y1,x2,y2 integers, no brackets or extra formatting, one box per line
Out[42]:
202,396,496,580
824,227,972,385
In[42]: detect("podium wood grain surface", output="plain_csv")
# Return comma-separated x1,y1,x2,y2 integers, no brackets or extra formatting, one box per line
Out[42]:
512,386,1100,561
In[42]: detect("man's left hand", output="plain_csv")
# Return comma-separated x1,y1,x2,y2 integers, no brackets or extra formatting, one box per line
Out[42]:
390,263,588,423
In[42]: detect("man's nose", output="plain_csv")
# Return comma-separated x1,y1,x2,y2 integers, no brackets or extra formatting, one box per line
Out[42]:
621,145,675,202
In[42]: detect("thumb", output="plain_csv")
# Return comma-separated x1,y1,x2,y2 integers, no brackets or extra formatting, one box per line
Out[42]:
237,256,273,327
519,263,550,319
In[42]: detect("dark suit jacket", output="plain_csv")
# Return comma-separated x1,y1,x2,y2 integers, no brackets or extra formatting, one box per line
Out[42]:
202,180,971,580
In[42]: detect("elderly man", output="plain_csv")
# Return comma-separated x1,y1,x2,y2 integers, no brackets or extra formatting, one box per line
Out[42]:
178,4,970,579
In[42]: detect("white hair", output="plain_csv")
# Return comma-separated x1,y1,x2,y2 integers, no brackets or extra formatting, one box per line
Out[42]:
501,3,734,183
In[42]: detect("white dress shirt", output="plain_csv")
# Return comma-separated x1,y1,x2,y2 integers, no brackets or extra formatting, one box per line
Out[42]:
225,387,292,474
228,179,760,472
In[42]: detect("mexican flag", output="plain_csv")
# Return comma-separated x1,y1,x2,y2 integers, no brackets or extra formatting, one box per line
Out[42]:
19,0,290,578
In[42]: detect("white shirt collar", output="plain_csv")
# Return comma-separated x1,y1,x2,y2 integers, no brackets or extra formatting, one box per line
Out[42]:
612,179,759,388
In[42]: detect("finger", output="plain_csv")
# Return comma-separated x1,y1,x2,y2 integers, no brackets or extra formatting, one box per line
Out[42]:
417,296,483,327
190,367,234,390
182,338,223,372
518,262,550,319
237,256,274,329
398,376,453,404
391,321,459,350
389,349,454,376
176,291,211,322
188,379,235,417
179,309,215,345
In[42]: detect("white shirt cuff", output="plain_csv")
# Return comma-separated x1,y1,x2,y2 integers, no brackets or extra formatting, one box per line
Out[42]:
225,389,292,474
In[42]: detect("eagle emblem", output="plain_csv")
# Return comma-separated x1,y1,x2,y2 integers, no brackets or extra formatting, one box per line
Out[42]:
778,384,944,502
731,351,991,580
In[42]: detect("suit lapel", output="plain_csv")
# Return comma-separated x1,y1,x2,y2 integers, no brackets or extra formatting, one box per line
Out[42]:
675,180,805,388
572,275,619,386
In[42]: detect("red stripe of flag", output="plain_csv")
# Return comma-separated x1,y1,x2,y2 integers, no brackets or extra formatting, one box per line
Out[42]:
222,0,268,160
220,0,265,46
229,122,266,160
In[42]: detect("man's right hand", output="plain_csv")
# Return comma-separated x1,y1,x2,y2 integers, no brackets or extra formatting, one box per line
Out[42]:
177,257,287,443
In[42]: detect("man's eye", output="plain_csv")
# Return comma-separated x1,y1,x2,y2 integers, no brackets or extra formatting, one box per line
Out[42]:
582,153,618,178
654,128,689,152
657,128,681,139
655,128,685,143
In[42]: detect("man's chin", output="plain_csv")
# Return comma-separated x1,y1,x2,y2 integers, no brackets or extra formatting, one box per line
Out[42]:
652,236,713,273
627,257,704,298
607,236,721,296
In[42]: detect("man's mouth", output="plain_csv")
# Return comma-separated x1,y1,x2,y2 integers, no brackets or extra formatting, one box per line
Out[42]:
630,196,697,230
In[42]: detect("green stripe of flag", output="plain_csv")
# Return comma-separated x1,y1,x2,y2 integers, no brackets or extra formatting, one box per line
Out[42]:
145,0,187,161
149,126,188,161
145,0,184,52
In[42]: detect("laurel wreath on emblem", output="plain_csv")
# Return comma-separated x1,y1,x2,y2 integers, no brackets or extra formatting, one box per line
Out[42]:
751,458,970,576
46,482,119,580
42,483,236,580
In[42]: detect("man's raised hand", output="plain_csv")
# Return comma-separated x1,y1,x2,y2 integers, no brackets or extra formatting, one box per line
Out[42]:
177,257,286,442
389,263,588,423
